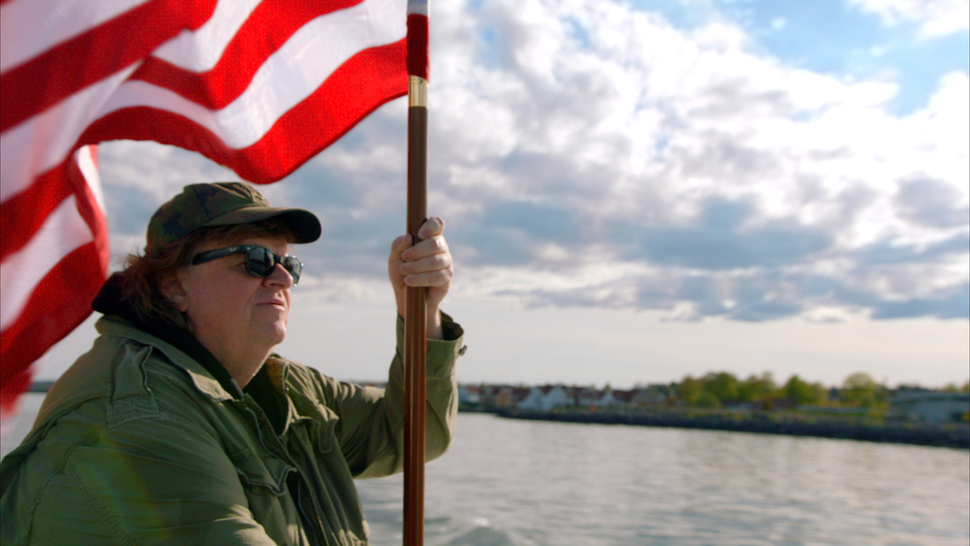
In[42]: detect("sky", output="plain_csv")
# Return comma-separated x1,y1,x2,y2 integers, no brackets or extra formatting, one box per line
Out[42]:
39,0,969,390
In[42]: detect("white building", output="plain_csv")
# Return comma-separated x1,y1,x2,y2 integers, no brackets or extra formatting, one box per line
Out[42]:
518,385,571,411
594,390,619,407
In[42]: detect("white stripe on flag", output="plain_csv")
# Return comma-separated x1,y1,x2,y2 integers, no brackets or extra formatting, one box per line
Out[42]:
75,146,104,213
150,0,261,71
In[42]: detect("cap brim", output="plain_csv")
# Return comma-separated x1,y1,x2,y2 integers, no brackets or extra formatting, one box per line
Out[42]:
203,206,322,244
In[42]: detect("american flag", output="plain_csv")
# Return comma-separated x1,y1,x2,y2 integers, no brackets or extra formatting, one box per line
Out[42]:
0,0,422,416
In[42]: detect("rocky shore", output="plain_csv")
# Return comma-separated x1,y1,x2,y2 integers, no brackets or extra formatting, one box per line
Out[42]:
491,408,970,449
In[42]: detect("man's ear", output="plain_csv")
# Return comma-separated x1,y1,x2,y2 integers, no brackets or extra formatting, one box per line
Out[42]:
160,273,189,312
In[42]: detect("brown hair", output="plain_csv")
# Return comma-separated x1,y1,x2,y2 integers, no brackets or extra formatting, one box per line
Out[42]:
121,220,297,330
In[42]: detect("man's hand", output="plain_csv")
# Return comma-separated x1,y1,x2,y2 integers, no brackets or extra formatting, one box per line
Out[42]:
388,217,453,339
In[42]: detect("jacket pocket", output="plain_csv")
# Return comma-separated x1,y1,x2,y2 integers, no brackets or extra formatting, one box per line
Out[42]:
289,400,340,454
230,448,294,496
229,448,303,544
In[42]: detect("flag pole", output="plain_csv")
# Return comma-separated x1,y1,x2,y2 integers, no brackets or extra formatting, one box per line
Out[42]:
404,2,429,545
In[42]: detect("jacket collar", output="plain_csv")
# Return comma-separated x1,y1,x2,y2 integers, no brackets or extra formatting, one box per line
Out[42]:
95,316,237,402
92,273,244,401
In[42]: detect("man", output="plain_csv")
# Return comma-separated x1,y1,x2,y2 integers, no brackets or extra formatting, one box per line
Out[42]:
0,182,464,545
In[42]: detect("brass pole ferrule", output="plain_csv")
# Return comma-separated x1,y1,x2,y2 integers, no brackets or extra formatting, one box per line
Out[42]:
409,76,428,108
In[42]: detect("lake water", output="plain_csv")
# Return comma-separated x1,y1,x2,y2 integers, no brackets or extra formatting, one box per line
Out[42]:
4,393,968,545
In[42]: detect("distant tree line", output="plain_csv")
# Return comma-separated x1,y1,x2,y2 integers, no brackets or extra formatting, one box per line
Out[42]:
677,371,820,408
671,371,970,409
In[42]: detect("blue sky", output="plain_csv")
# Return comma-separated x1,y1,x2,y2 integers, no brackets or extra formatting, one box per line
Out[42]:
706,0,969,115
40,0,970,390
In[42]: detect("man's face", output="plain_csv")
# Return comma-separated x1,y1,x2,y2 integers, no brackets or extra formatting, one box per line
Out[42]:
173,236,294,362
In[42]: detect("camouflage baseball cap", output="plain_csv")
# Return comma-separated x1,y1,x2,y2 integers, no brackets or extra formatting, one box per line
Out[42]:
147,182,321,245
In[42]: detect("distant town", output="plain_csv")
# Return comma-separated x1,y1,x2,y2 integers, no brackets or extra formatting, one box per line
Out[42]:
456,371,970,425
447,372,970,448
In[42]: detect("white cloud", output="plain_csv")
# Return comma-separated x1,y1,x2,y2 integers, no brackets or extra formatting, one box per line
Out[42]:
850,0,970,37
421,0,968,320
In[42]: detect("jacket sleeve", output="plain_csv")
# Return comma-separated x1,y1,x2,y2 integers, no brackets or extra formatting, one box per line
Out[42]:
296,313,464,479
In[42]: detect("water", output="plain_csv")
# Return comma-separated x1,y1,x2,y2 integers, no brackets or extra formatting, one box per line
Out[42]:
359,413,970,546
4,394,968,545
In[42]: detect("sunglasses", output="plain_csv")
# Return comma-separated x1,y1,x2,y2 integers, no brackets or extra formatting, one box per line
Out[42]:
191,245,303,284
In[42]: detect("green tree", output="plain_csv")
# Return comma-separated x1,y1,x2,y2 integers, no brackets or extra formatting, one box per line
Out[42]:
840,372,885,408
737,372,777,403
678,376,704,406
782,375,826,405
705,372,740,404
694,391,721,408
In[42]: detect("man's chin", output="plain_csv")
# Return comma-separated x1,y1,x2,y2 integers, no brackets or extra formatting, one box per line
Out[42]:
254,323,286,348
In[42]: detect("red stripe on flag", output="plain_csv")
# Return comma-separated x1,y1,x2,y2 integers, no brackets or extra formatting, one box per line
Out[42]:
132,0,366,109
0,0,216,133
406,13,429,80
79,40,408,182
0,363,31,417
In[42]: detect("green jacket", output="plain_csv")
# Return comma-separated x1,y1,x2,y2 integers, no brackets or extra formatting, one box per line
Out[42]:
1,314,464,545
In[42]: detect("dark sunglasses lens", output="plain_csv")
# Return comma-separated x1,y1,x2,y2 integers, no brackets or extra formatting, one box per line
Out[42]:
242,247,272,277
243,247,301,284
282,256,302,283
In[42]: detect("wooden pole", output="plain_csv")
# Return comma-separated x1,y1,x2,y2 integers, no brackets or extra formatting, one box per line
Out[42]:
403,75,429,546
404,2,429,543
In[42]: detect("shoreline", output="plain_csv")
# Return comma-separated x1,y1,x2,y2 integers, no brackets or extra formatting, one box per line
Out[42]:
480,408,970,449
